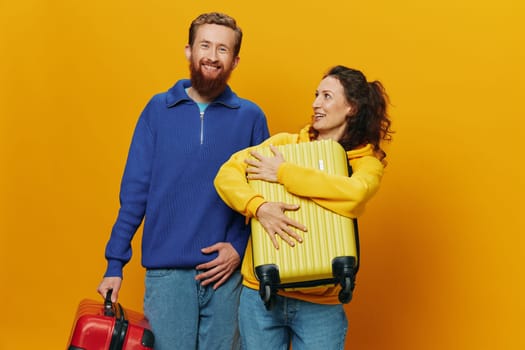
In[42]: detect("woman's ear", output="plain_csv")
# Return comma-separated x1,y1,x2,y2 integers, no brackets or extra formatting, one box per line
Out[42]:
345,106,356,120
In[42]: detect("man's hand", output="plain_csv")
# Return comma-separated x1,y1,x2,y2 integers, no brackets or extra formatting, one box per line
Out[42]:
256,202,307,249
195,242,241,290
97,276,122,303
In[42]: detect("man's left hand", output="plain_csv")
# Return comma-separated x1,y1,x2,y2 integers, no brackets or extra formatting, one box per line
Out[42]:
195,242,240,289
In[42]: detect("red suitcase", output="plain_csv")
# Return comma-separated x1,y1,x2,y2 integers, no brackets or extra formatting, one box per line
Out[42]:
67,290,154,350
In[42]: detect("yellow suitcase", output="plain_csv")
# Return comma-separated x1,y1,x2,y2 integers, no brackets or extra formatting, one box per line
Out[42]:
249,139,359,308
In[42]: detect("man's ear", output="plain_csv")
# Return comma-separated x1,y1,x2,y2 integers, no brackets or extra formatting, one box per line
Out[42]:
232,56,240,70
184,45,191,61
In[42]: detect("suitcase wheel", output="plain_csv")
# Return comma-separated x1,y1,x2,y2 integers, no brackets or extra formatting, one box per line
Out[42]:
261,283,275,310
255,264,280,310
338,276,353,304
262,284,272,304
333,257,356,304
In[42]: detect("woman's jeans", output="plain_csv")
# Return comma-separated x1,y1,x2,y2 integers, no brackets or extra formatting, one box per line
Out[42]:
144,268,242,350
239,287,348,350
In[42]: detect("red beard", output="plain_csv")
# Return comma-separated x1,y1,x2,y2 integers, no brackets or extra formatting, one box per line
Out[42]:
189,58,233,100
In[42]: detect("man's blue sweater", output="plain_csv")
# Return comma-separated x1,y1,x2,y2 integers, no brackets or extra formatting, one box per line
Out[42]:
104,80,269,278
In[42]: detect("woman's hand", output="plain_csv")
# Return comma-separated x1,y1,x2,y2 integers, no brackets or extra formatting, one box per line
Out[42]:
245,145,284,183
256,202,307,249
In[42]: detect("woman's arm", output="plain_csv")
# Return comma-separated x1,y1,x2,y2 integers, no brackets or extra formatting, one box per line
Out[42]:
278,155,384,217
214,145,263,217
214,133,297,218
214,134,307,248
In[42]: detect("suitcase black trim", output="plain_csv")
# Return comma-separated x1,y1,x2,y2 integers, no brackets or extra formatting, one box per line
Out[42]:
255,253,358,309
109,303,128,350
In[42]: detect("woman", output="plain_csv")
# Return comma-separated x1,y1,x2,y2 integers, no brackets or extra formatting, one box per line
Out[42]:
214,65,393,350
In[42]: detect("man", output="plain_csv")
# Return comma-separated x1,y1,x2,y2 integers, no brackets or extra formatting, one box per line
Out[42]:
97,12,270,350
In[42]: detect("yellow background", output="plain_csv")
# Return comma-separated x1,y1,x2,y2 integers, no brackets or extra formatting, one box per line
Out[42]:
1,1,523,349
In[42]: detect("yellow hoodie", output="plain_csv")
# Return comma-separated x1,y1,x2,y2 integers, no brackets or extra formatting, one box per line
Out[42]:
214,125,384,304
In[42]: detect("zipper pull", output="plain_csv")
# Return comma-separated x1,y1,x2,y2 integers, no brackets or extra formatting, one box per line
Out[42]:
200,111,204,145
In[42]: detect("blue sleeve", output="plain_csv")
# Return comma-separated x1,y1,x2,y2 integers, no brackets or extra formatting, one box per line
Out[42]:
253,109,270,144
104,105,154,277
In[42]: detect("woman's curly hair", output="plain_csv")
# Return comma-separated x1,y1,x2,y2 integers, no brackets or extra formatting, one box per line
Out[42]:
309,65,394,159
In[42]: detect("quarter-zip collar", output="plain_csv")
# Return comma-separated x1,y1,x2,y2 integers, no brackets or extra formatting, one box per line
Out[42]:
165,79,241,109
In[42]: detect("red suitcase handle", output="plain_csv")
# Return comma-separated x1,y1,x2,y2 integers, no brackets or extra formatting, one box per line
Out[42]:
104,289,116,317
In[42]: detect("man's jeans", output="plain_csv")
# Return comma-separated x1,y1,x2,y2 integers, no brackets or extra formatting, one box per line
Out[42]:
144,268,242,350
239,287,348,350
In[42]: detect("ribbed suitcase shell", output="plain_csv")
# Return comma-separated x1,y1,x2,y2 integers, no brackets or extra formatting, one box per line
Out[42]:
67,298,154,350
249,139,357,286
